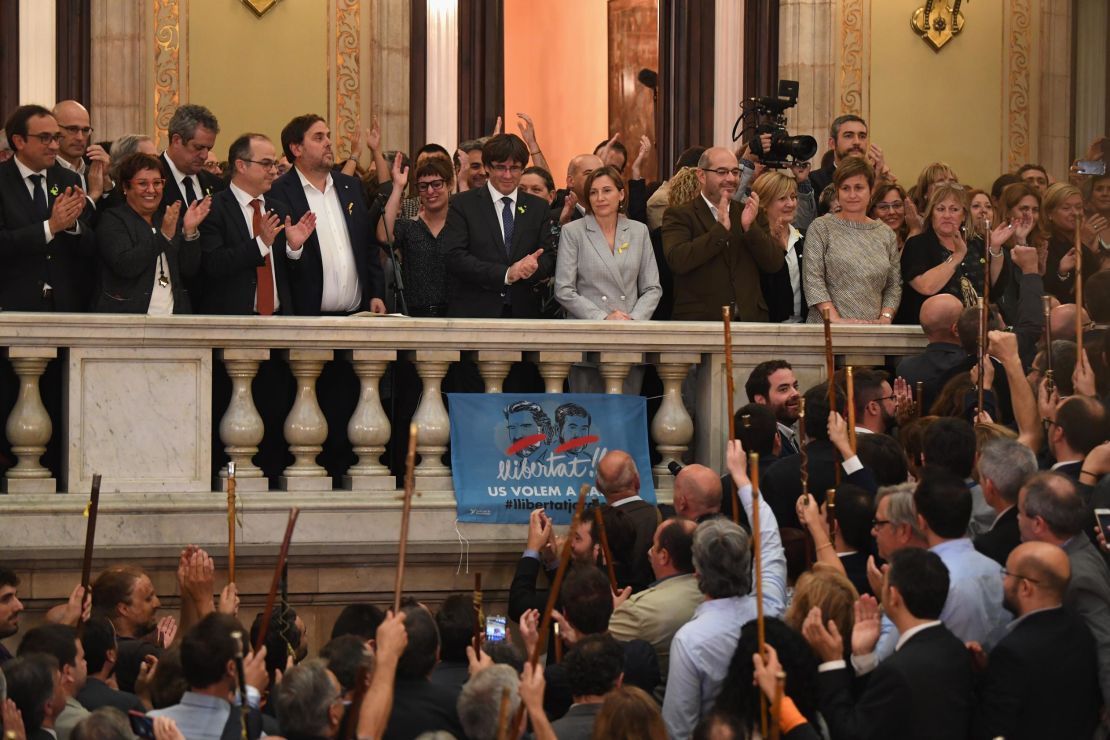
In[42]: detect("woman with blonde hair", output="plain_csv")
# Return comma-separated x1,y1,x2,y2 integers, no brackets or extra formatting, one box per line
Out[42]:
591,686,667,740
1041,181,1108,303
785,565,860,653
752,170,805,322
991,182,1047,322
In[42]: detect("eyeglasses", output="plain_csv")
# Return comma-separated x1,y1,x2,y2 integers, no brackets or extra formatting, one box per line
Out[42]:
243,159,278,170
488,164,523,175
60,125,94,136
27,132,63,145
873,202,904,212
129,178,166,191
872,518,894,529
1001,567,1039,584
417,179,447,192
701,167,742,178
873,394,896,403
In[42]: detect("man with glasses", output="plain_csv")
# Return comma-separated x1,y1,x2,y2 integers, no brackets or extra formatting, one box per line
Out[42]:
442,133,556,319
661,146,783,321
198,133,315,316
52,100,110,205
973,540,1100,739
0,104,96,312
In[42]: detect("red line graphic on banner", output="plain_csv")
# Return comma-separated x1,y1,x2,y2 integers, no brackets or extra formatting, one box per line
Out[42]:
554,435,600,454
505,433,547,456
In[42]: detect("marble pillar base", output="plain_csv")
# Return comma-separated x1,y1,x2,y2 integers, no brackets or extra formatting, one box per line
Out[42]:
341,475,397,491
2,478,57,494
215,476,269,493
278,476,335,492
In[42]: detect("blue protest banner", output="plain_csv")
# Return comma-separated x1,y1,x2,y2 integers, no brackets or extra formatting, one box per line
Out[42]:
448,393,656,524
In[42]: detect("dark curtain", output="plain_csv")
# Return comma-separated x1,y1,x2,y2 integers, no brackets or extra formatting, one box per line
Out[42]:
657,0,715,179
0,0,19,120
56,0,91,104
457,0,504,143
409,0,427,153
743,0,780,101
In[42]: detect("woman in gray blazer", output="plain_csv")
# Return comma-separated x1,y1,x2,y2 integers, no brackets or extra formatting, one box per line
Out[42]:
555,166,661,321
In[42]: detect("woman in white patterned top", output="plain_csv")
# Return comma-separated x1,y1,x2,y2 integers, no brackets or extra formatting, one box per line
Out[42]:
803,157,901,324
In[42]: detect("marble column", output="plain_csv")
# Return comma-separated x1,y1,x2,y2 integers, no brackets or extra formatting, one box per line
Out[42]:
777,0,835,148
3,347,57,493
216,349,269,492
18,0,55,107
343,349,396,491
366,0,410,161
279,349,333,491
1038,0,1074,176
713,0,745,148
89,0,151,139
476,350,521,393
425,0,459,150
409,350,457,493
596,352,641,395
528,351,583,394
649,353,697,498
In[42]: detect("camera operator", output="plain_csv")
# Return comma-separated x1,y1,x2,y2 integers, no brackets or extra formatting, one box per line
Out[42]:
810,115,894,214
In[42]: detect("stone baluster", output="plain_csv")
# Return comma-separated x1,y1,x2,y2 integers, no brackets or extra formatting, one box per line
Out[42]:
279,349,333,491
3,347,57,493
216,349,269,491
527,351,582,394
408,351,457,501
475,350,521,393
649,353,698,500
595,352,641,394
343,350,396,490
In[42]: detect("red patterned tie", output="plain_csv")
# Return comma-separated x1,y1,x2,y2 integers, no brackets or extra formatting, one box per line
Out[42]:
250,199,275,316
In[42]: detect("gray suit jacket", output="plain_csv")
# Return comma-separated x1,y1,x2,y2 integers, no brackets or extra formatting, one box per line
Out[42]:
549,702,601,740
1063,535,1110,709
554,214,660,320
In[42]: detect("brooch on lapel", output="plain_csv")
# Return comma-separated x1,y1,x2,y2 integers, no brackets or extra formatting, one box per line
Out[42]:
347,202,354,215
617,241,630,255
50,185,59,196
204,186,212,196
517,205,527,215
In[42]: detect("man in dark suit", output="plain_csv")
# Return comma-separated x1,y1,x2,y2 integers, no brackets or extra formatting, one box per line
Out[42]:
198,133,316,315
549,635,622,738
744,360,802,457
974,541,1101,740
0,104,96,311
1019,471,1110,716
551,152,602,224
1044,395,1107,481
974,438,1037,566
268,114,385,316
441,133,557,319
597,450,659,588
76,617,146,714
2,653,68,740
661,146,784,321
894,293,965,414
811,547,973,740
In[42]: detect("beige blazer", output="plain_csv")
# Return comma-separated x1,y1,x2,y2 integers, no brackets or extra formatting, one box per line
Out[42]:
554,214,661,320
608,572,703,682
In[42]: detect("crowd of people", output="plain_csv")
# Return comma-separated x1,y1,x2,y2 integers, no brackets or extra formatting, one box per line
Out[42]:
2,97,1110,739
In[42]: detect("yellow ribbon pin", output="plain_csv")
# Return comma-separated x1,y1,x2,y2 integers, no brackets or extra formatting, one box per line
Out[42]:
347,202,353,215
617,242,630,254
83,499,91,518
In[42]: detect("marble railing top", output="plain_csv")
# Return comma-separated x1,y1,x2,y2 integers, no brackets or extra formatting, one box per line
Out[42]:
0,313,927,355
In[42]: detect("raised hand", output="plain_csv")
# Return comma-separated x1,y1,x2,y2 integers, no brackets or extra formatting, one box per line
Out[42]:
892,376,914,423
156,615,177,648
365,116,382,153
551,609,579,647
903,197,924,234
390,151,409,188
3,698,27,740
741,191,760,232
257,210,283,247
1013,213,1035,243
1074,347,1097,398
558,192,579,225
752,644,784,701
612,585,632,610
491,115,503,137
1082,214,1108,248
597,132,621,165
1058,247,1077,275
218,582,240,617
244,645,269,693
509,249,544,283
631,135,651,180
827,410,851,458
725,438,749,488
866,555,887,600
851,594,882,656
161,201,182,240
801,606,844,663
990,220,1016,246
465,643,494,676
284,212,317,250
375,610,408,664
516,112,539,150
1011,243,1038,274
183,195,212,237
48,186,85,234
152,717,185,740
518,607,541,657
519,661,546,713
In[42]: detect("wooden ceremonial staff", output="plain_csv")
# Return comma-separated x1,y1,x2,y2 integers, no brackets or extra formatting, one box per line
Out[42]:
512,484,589,737
822,308,840,484
1075,216,1084,350
472,572,483,653
770,670,786,740
976,297,987,418
593,506,619,594
1043,295,1055,395
495,687,512,740
750,451,767,738
798,398,808,505
394,424,418,614
845,366,857,454
231,630,251,740
227,462,237,584
826,488,837,534
78,474,102,635
253,507,300,653
915,381,924,418
722,306,740,523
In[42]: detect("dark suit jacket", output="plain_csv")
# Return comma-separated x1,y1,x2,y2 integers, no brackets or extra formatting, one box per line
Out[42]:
0,158,97,311
895,342,966,414
381,678,465,740
1063,535,1110,709
819,623,973,740
159,153,226,308
76,677,145,713
760,228,806,323
974,606,1100,740
762,441,877,529
548,702,600,740
661,195,784,321
543,638,659,720
267,166,384,315
973,507,1020,566
94,204,199,313
442,186,557,318
197,188,294,315
612,497,661,589
809,162,836,212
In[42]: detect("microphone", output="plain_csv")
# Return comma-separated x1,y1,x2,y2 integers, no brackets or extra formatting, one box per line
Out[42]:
667,461,684,477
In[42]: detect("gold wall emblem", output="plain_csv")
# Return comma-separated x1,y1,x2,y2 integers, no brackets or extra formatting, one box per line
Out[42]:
911,0,968,51
241,0,279,18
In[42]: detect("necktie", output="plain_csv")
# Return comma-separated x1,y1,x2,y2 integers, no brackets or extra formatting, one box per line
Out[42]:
181,177,198,206
28,174,49,220
501,196,515,257
250,199,275,316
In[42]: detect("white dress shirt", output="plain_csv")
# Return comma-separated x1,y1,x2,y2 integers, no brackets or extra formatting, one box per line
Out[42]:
228,183,282,313
701,193,720,222
489,182,519,286
785,225,803,320
14,156,60,243
295,167,361,312
163,155,204,204
145,224,174,316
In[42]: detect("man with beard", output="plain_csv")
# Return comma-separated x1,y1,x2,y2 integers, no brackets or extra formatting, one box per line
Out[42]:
809,115,892,213
555,402,593,462
504,400,555,464
0,566,25,661
850,368,897,436
744,360,801,456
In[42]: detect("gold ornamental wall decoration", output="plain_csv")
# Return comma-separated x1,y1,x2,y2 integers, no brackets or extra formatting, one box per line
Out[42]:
241,0,280,18
911,0,969,51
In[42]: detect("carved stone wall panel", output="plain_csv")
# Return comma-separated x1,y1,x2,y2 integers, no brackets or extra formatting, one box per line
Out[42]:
152,0,183,149
332,0,359,152
367,1,410,167
835,0,869,122
779,0,836,150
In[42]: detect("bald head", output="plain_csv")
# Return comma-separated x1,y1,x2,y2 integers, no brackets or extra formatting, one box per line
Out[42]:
1050,304,1090,340
51,100,93,165
596,450,639,502
674,464,722,520
567,154,604,200
919,294,963,342
1004,541,1070,616
696,147,740,203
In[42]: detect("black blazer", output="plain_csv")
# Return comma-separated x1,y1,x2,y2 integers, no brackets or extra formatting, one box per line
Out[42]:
75,678,145,714
760,227,806,323
197,188,294,315
442,186,557,318
158,152,224,212
819,623,973,740
973,507,1020,566
761,440,878,529
94,204,199,313
974,607,1100,740
0,158,97,311
267,167,383,315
